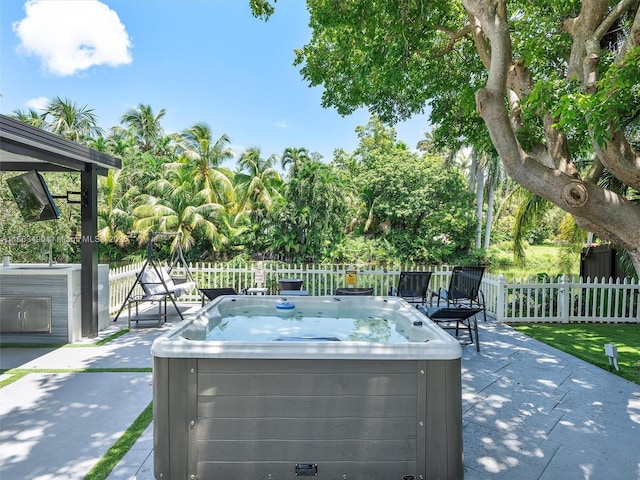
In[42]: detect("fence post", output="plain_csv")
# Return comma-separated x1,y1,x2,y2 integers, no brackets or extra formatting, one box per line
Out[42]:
559,274,570,323
495,274,506,322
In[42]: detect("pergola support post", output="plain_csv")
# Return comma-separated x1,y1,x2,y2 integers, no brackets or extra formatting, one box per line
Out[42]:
81,166,99,338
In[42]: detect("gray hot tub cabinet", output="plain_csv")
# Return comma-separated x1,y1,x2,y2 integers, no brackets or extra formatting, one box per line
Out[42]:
153,295,463,479
153,356,462,479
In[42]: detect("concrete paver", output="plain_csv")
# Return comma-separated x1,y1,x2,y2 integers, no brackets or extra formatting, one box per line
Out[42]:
1,309,639,479
1,371,152,480
461,322,640,480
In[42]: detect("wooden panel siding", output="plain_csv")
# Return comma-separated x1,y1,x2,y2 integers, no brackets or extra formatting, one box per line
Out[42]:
196,358,420,479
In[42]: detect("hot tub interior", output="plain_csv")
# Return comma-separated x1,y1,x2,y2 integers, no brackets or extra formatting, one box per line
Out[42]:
178,295,458,347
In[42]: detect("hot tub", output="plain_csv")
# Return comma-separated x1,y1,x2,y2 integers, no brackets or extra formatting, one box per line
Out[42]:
152,295,463,480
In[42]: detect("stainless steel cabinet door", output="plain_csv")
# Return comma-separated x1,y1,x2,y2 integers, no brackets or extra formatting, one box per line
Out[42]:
0,298,22,332
0,297,51,333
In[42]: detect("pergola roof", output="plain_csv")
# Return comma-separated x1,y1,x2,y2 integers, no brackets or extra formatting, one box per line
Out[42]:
0,114,121,174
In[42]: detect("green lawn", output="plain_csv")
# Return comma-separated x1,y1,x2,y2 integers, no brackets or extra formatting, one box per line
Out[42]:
510,322,640,385
488,242,579,279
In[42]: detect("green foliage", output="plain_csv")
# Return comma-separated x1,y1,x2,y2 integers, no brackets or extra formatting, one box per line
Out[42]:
487,242,579,280
325,235,400,265
1,109,484,267
249,0,275,20
356,152,473,263
522,39,640,153
269,156,349,262
295,1,469,123
349,119,475,263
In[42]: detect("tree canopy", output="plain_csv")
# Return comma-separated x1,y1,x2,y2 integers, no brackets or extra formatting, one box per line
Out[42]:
345,117,475,262
252,0,640,275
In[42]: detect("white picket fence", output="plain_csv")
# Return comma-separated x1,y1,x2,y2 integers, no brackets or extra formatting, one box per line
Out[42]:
490,274,640,323
108,262,640,323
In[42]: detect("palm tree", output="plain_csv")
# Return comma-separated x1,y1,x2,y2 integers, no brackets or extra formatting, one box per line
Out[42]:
236,147,283,214
173,122,235,205
233,147,284,256
416,130,457,164
511,190,554,264
478,151,507,249
470,150,486,249
281,147,311,178
97,170,134,247
120,104,166,153
212,208,250,259
10,108,47,129
104,126,135,157
273,157,348,262
44,96,103,142
132,165,224,254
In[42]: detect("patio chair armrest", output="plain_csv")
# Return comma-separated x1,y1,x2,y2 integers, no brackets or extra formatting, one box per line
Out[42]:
477,288,486,307
430,287,447,306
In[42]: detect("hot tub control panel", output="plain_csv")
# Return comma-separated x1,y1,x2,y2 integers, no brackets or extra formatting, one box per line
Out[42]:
295,463,318,476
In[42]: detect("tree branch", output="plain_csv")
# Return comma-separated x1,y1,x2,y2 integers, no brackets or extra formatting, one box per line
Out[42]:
466,13,491,70
593,127,640,190
584,0,638,91
582,2,640,189
566,0,609,81
596,0,638,42
430,24,473,58
543,114,579,177
464,0,640,258
617,1,640,60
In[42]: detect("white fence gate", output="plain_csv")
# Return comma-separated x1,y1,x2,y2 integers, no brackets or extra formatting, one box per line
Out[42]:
108,263,640,323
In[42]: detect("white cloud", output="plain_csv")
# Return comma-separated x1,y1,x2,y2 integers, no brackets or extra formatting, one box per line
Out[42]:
13,0,132,76
273,120,289,129
26,96,49,111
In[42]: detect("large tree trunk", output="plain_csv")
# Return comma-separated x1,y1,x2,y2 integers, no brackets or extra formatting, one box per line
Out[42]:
462,0,640,275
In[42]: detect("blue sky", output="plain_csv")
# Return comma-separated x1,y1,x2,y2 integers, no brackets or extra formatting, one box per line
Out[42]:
1,0,431,165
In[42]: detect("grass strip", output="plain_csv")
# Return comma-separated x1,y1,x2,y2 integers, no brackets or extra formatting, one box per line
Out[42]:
0,368,151,389
84,401,154,480
510,322,640,385
0,371,29,388
66,329,130,347
1,367,151,375
0,328,130,349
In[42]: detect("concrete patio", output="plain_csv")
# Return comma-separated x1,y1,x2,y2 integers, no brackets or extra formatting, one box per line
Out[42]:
1,305,639,479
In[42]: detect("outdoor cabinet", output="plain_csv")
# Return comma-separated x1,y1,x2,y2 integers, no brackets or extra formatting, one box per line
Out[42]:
0,297,52,333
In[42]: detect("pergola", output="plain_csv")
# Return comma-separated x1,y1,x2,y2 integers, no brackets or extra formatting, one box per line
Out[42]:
0,114,122,338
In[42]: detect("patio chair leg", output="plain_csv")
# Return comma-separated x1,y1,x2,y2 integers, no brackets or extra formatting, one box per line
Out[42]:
473,314,480,352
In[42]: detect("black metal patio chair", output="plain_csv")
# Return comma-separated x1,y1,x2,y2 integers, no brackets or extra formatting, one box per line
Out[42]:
391,271,433,306
431,265,486,322
199,287,238,305
420,305,483,352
